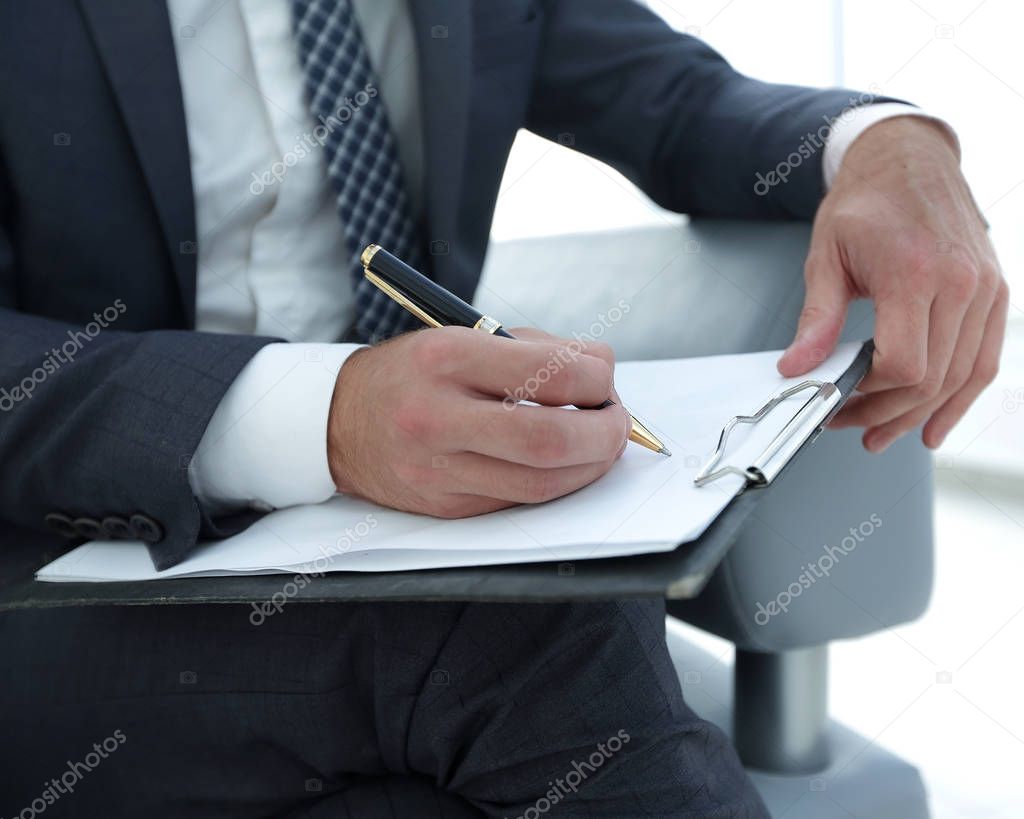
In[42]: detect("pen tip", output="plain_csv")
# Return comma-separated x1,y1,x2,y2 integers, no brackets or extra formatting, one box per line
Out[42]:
658,446,672,457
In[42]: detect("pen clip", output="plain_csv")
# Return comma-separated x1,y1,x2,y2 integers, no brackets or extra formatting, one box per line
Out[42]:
363,268,444,329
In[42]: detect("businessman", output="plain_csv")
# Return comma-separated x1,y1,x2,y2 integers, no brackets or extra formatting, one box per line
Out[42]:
0,0,1007,816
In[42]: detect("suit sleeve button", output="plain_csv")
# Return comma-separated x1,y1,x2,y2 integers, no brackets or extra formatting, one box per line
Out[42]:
101,516,133,540
129,513,164,543
43,512,78,539
72,517,104,540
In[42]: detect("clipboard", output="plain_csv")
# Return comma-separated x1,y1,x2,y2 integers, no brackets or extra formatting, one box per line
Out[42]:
0,341,873,609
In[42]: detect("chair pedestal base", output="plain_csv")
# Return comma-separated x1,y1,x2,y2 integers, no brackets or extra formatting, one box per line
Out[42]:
733,646,829,773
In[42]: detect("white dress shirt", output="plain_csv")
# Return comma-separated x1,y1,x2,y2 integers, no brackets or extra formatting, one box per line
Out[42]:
171,0,949,515
169,0,421,512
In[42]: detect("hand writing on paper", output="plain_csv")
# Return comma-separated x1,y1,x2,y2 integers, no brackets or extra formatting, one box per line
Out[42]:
327,326,629,517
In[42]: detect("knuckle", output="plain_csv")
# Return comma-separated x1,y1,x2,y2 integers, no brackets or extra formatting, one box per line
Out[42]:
540,358,579,405
525,418,570,465
977,261,1000,291
914,373,945,400
830,209,870,237
885,355,927,387
946,264,979,303
585,341,615,367
409,328,466,373
902,233,939,273
579,356,614,401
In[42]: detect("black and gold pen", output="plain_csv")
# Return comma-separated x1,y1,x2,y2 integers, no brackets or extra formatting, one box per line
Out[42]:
360,244,671,457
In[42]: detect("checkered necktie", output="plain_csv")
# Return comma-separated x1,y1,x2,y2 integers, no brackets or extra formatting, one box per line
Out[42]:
291,0,425,343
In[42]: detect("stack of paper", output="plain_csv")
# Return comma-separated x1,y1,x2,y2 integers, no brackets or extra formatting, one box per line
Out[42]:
36,343,861,582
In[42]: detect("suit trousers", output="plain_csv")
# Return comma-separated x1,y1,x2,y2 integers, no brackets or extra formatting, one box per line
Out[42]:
0,598,767,817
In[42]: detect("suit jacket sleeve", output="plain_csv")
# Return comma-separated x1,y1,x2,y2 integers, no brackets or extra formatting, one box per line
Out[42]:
0,288,276,572
525,0,880,220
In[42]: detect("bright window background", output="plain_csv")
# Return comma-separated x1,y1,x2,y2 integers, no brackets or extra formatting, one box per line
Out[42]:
491,0,1024,475
492,0,1022,303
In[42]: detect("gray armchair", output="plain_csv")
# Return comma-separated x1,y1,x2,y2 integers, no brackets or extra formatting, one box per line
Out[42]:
476,220,934,781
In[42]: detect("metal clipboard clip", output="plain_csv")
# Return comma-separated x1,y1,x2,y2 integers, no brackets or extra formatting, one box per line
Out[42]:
694,380,842,488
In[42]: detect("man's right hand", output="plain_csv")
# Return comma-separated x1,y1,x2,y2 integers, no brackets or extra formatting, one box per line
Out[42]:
327,326,630,518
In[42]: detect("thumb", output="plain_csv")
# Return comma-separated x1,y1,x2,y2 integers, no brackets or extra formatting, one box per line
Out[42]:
778,258,851,376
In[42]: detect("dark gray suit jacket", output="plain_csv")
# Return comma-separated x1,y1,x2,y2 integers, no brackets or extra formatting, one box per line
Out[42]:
0,0,870,569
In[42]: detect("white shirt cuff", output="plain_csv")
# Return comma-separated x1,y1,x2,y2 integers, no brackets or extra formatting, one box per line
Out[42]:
189,342,363,514
823,102,960,190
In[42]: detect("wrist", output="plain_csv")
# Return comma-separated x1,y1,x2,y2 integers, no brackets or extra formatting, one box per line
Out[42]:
838,116,960,182
327,346,370,494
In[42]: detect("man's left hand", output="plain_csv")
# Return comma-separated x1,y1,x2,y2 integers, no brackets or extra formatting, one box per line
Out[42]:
778,116,1009,452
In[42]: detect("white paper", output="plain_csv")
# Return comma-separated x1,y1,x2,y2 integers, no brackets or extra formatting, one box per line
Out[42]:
37,343,862,582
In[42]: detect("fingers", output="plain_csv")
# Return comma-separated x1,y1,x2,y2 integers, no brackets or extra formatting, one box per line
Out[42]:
852,271,991,450
831,283,972,435
459,399,631,468
923,278,1008,447
507,326,616,370
858,283,932,394
778,251,852,377
439,451,617,505
411,328,615,408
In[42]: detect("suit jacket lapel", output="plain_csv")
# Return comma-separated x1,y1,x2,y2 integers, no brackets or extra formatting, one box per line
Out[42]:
408,0,472,295
78,0,198,326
